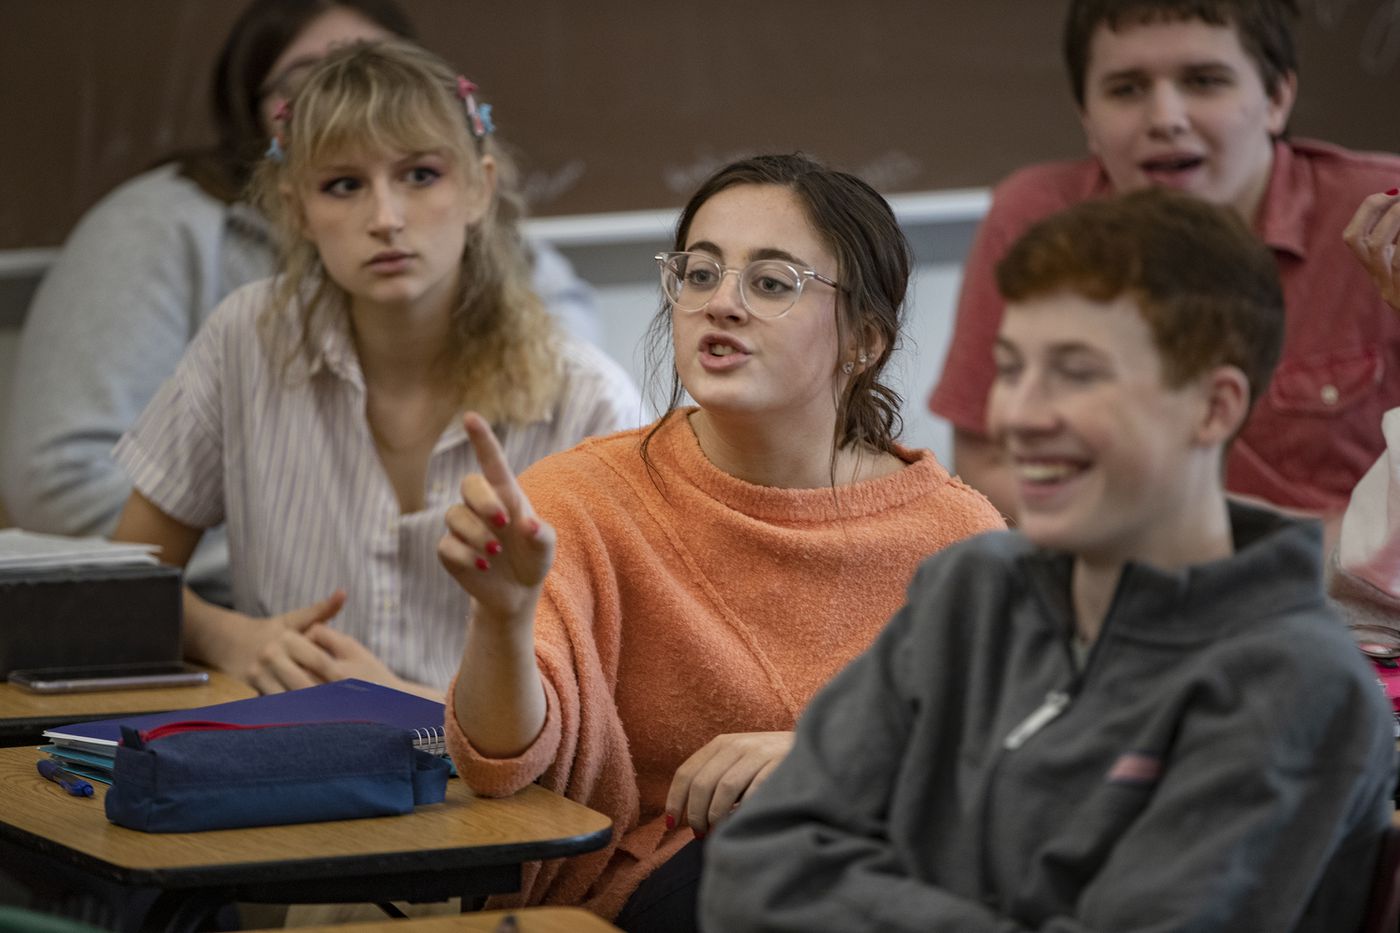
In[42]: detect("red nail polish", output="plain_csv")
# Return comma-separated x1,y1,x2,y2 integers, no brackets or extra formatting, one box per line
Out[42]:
526,518,540,537
693,829,706,840
492,511,508,528
475,557,490,572
485,540,502,556
1388,187,1400,196
664,814,675,830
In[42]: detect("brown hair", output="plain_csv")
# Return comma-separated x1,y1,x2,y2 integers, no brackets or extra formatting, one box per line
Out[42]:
1063,0,1299,107
996,187,1283,411
174,0,414,204
642,153,911,466
250,39,561,424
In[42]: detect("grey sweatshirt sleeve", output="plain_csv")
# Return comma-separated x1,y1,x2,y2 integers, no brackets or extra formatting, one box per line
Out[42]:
1,170,222,536
701,559,1393,933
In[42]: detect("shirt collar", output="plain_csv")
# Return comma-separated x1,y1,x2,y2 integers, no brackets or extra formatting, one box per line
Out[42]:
1253,139,1310,260
300,286,364,388
1088,139,1307,260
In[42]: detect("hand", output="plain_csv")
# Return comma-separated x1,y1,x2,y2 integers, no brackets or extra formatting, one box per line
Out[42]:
300,624,411,692
665,731,795,836
438,412,556,625
1343,189,1400,311
232,591,346,694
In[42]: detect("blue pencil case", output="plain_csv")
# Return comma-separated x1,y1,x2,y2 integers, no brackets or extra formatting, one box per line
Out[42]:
104,720,451,832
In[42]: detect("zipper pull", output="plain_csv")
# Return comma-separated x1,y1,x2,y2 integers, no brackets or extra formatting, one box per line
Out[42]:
1003,690,1071,750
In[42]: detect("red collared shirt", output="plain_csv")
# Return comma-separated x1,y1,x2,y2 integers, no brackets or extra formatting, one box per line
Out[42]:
930,139,1400,514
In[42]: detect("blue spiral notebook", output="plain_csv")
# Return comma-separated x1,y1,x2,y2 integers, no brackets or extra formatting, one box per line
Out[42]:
42,678,447,758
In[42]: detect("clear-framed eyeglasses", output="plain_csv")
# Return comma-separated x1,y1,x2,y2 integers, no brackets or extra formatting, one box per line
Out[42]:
654,251,840,320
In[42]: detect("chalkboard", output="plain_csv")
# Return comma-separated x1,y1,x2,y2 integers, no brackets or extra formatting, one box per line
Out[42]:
2,0,1399,251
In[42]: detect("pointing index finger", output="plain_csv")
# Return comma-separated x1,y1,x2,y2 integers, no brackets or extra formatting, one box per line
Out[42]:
463,412,526,512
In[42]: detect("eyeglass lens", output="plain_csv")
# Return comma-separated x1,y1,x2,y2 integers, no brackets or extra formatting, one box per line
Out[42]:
661,255,804,318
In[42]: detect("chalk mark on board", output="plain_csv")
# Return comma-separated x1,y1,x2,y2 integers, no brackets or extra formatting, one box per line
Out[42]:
664,148,924,197
857,151,924,192
522,159,587,209
1360,0,1400,73
1304,0,1400,73
663,150,757,197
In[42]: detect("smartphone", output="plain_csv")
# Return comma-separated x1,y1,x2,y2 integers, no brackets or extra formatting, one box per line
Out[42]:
8,662,209,694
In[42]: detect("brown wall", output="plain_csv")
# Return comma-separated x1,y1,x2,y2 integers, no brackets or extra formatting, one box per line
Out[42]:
3,0,1399,250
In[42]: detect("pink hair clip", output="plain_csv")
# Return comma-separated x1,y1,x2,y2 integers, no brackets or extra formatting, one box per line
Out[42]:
265,100,291,163
455,75,493,139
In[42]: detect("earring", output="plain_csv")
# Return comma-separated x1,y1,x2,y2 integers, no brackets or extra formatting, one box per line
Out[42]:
858,351,868,366
841,361,855,375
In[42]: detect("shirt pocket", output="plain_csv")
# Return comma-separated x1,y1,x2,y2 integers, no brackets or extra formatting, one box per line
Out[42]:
1266,346,1383,416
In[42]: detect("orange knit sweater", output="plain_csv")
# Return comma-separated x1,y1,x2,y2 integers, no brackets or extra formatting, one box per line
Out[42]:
444,412,1003,918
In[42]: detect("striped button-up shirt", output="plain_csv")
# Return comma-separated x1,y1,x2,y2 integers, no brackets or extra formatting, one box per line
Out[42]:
115,278,642,688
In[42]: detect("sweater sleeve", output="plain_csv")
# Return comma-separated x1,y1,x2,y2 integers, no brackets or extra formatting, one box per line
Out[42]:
701,565,1394,932
1,170,221,535
446,452,625,800
443,653,566,798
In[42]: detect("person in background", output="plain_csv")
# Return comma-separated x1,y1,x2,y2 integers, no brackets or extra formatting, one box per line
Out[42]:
703,188,1395,933
0,0,600,605
435,153,1004,931
1334,189,1400,625
110,39,638,697
929,0,1400,526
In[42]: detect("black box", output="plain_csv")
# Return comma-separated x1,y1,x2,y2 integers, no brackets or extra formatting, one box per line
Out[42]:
0,564,182,676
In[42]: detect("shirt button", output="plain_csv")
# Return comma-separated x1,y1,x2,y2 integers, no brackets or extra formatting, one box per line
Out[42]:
1320,384,1339,406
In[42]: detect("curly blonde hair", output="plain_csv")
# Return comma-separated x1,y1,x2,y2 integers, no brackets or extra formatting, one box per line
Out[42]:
249,38,561,424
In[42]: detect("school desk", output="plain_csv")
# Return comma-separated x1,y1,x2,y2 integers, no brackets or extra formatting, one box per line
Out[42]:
248,907,620,932
0,671,256,747
0,746,612,933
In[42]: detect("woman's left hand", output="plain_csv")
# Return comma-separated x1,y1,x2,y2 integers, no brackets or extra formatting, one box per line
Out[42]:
1343,189,1400,311
297,623,419,694
665,731,795,836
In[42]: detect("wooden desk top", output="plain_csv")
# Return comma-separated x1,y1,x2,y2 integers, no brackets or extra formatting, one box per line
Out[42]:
0,671,256,742
250,908,619,932
0,745,611,886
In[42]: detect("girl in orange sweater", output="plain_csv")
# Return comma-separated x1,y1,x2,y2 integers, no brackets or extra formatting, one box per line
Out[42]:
437,154,1003,930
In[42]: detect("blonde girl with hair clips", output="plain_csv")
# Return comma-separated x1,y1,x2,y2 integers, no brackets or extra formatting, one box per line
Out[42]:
110,39,640,698
436,154,1003,930
2,0,603,610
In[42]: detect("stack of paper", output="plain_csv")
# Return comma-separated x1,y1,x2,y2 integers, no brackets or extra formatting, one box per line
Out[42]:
0,529,159,571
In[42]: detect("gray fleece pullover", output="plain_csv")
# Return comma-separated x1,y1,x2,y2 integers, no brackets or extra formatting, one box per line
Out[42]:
702,503,1395,932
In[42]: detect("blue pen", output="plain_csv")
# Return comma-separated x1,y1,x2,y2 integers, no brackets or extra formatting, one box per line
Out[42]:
37,759,94,797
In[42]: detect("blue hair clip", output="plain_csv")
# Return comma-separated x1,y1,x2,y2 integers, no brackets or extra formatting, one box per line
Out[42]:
265,136,285,163
456,76,494,140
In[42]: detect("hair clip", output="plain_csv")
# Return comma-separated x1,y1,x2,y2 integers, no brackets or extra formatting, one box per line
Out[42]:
265,99,291,162
456,75,493,140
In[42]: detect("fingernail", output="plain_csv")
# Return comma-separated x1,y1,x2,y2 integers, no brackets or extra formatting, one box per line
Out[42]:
485,540,502,556
492,511,508,528
1388,188,1399,196
526,518,540,537
475,557,490,572
663,814,675,830
692,829,706,840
